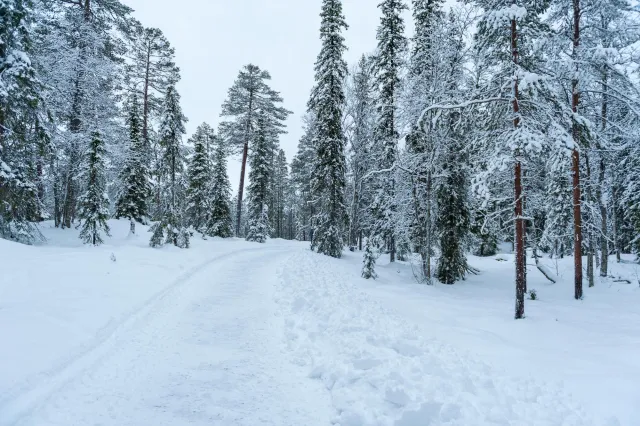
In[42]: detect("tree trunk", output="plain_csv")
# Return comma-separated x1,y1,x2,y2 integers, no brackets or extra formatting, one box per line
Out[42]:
143,43,151,151
571,0,583,300
512,13,526,319
130,218,136,235
612,175,621,263
236,141,249,237
598,69,609,277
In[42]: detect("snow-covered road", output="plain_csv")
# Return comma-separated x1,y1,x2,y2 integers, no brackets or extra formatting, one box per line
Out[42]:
1,246,333,425
1,224,627,425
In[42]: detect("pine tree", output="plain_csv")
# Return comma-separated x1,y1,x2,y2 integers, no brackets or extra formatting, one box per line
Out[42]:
370,0,408,263
149,85,189,248
125,25,180,152
185,123,215,233
207,133,233,238
245,115,272,243
115,93,152,235
220,64,291,237
77,132,111,246
125,25,180,219
308,0,349,258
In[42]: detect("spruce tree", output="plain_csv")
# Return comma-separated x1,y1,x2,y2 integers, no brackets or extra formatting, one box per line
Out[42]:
207,134,233,238
435,114,470,284
0,0,45,243
361,236,378,280
77,132,111,246
185,123,215,233
308,0,350,258
149,85,189,248
370,0,408,263
271,149,288,238
245,116,272,243
115,93,152,235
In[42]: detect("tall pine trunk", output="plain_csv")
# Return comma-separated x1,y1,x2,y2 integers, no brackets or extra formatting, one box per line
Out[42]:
512,12,526,319
236,141,249,236
571,0,583,300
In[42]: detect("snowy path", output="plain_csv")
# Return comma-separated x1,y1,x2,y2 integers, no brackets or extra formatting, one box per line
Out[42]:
1,236,611,426
0,246,333,426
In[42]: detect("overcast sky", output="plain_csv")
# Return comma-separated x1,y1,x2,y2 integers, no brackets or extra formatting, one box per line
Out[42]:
123,0,414,189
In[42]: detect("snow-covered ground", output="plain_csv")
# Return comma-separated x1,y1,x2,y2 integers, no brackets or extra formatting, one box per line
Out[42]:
1,220,638,425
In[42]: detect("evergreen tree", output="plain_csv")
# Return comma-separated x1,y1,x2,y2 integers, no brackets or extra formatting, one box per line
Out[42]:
361,236,378,279
125,25,180,219
77,132,111,246
149,85,189,248
207,133,233,238
115,93,152,235
0,0,45,243
308,0,349,258
290,117,317,241
435,114,470,284
271,149,288,238
185,123,215,233
370,0,408,263
220,64,291,237
245,115,272,243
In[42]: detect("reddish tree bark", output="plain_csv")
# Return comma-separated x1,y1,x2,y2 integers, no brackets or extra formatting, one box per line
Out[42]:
512,12,526,319
236,141,249,236
572,0,583,300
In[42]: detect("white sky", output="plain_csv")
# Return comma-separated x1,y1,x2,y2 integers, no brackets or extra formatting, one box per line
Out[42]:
124,0,413,189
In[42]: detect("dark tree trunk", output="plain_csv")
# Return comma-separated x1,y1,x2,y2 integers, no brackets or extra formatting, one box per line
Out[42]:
512,13,526,319
236,141,249,237
572,0,583,300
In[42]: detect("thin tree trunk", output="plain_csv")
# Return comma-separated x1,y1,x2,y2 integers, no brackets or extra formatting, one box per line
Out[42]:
571,0,583,300
426,170,432,284
612,175,621,263
236,141,248,236
512,12,526,319
598,69,609,277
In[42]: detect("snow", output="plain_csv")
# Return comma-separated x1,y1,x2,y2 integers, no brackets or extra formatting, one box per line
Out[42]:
1,220,638,425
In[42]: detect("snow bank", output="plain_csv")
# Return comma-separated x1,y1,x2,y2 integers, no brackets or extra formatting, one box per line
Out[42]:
276,250,598,426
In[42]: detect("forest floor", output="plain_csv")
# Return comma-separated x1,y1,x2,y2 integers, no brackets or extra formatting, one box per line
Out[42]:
0,220,638,426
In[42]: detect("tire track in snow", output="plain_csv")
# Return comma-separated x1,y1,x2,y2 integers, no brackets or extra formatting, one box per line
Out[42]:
0,246,274,426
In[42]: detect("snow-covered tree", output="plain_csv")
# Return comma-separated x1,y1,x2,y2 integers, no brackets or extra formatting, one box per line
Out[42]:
0,0,45,243
308,0,350,258
369,0,408,263
345,55,376,250
77,132,110,245
185,123,215,233
149,85,189,248
245,115,273,243
115,93,152,235
220,64,291,236
207,132,233,238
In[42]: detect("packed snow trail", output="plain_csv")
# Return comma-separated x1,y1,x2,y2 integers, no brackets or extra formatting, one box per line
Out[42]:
0,246,333,426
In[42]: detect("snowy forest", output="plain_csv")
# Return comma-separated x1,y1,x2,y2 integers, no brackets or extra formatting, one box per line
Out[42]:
2,0,640,321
